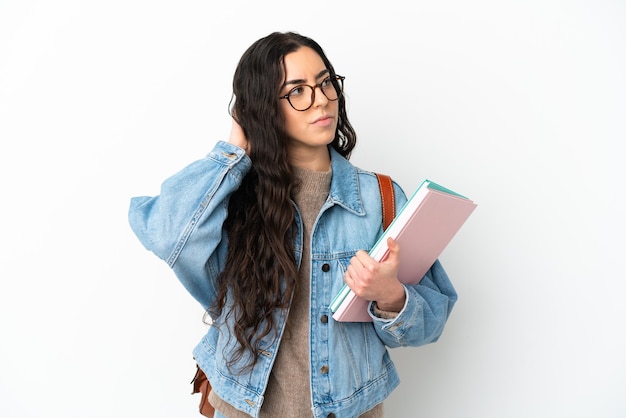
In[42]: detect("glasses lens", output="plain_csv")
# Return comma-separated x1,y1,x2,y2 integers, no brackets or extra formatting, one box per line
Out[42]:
321,76,341,101
288,86,313,111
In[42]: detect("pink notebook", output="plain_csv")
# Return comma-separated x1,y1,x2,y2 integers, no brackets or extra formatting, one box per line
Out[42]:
330,180,477,322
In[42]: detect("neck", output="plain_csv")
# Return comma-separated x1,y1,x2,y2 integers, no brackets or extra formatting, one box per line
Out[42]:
289,146,331,172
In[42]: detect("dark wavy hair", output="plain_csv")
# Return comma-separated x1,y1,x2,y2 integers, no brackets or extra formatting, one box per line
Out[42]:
212,32,357,373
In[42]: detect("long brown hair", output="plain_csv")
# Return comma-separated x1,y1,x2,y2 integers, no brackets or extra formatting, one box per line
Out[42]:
213,32,356,372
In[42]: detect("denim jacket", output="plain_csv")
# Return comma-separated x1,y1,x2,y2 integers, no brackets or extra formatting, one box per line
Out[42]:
128,141,457,418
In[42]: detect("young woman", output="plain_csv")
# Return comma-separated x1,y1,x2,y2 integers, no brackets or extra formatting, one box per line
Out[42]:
128,31,457,418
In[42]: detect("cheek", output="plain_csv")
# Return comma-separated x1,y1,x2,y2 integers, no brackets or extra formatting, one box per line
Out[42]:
283,111,304,139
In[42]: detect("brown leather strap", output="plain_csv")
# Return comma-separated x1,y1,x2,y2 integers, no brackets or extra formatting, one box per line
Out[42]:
375,173,395,230
192,365,215,417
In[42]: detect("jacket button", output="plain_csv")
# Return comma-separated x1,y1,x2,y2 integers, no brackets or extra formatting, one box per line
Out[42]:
327,414,336,418
321,263,330,272
320,314,328,323
320,365,329,374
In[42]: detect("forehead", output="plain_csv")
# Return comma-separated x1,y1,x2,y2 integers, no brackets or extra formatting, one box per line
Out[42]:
283,46,327,79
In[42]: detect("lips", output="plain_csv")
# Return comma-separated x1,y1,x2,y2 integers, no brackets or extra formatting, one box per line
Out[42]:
312,115,334,126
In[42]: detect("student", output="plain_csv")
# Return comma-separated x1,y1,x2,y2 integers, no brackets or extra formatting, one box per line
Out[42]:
128,31,457,418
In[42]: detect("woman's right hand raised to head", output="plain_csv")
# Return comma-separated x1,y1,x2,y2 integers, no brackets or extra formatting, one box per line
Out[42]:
228,118,249,154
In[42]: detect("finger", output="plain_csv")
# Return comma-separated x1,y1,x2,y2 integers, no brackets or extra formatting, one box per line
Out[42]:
344,266,359,291
228,118,249,151
349,253,367,273
385,237,400,263
354,250,376,270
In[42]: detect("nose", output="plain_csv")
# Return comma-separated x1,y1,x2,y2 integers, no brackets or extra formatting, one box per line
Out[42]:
312,85,329,107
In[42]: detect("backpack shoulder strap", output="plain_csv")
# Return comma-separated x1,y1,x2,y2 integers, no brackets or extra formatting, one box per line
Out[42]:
375,173,396,231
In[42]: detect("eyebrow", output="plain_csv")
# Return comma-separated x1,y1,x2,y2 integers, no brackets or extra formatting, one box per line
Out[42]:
283,69,330,87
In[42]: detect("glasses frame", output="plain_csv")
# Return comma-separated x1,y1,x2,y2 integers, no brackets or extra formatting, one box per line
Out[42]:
279,75,345,111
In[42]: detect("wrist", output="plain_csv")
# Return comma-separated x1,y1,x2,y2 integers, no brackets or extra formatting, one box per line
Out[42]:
375,284,405,312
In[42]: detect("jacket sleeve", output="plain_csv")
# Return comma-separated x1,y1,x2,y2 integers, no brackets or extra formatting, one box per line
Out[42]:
369,259,457,348
128,141,251,310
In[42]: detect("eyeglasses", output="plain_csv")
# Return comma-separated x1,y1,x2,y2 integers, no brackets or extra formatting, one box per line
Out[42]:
279,75,345,111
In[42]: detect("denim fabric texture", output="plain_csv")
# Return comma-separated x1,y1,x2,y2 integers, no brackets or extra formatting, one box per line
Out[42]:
129,141,457,418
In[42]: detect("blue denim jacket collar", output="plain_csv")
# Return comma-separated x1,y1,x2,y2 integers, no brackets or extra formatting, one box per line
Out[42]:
327,146,366,217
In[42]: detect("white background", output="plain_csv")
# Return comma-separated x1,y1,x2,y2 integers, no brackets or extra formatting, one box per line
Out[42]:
1,1,625,417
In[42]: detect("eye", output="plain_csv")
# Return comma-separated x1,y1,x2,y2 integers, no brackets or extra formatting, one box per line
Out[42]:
288,85,306,97
320,77,333,88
